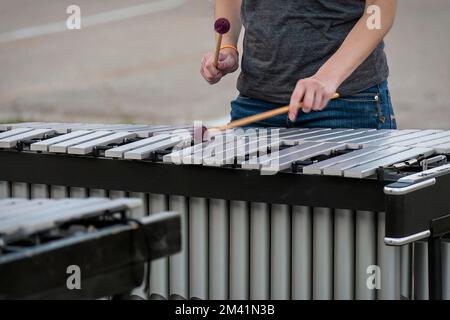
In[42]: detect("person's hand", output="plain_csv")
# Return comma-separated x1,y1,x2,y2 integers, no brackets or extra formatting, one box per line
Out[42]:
200,48,239,85
288,75,338,121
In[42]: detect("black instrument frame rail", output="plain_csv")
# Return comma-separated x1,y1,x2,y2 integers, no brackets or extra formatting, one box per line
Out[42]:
0,149,450,299
0,150,390,211
0,210,181,299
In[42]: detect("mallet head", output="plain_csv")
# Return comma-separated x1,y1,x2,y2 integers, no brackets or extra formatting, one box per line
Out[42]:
214,18,231,35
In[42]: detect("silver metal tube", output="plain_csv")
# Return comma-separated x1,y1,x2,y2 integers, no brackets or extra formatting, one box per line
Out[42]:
109,190,126,199
169,195,189,299
229,200,249,300
270,204,291,299
384,178,436,195
50,186,68,199
400,245,412,299
209,199,229,300
334,209,354,300
355,210,376,300
189,197,208,300
250,202,270,300
11,182,29,199
31,184,49,198
0,181,9,199
377,212,401,300
413,240,429,300
385,230,430,246
291,206,312,300
129,192,148,299
129,192,147,219
313,207,333,300
89,189,107,197
149,194,169,299
69,187,87,198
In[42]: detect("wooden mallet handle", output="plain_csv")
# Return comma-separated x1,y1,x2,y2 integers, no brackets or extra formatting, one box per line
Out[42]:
213,34,223,68
213,93,340,131
213,18,231,68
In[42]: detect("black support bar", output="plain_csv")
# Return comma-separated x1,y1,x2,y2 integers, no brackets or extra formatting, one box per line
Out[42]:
0,150,388,211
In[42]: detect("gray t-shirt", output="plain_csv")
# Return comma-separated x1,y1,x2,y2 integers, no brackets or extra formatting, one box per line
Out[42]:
237,0,389,103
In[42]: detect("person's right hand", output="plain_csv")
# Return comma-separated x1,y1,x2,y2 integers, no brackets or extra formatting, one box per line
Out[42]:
200,48,239,85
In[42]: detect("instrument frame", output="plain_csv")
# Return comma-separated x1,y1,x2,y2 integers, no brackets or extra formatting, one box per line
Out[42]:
0,200,181,299
0,149,449,299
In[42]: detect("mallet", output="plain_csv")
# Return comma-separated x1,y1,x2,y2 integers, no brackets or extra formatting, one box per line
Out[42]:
213,18,231,68
193,18,231,142
211,93,341,132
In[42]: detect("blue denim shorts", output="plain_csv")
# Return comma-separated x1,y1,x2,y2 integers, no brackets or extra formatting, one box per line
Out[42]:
230,80,397,129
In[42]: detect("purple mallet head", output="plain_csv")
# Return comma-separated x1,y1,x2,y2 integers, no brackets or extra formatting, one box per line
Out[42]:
214,18,231,34
193,123,210,143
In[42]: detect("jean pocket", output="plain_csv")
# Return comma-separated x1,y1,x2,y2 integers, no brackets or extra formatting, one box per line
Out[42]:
339,92,380,103
332,91,389,129
336,93,381,117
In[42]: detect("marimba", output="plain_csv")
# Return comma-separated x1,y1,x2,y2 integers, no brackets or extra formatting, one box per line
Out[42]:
0,122,449,300
0,197,181,299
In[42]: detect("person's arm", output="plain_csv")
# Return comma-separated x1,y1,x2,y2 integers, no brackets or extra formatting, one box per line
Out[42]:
288,0,397,120
215,0,242,47
200,0,242,84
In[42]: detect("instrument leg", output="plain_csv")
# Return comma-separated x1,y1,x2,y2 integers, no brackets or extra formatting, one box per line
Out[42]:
443,237,450,300
428,236,443,300
413,240,429,300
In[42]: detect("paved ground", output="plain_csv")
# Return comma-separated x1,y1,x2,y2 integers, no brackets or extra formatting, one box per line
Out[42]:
0,0,449,128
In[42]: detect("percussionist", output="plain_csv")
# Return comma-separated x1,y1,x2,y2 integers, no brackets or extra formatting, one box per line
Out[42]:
200,0,397,129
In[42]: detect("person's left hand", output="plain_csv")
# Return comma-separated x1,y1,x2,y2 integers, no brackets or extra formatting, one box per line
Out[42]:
288,75,338,121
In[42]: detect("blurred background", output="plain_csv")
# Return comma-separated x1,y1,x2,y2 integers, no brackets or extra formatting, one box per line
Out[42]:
0,0,449,128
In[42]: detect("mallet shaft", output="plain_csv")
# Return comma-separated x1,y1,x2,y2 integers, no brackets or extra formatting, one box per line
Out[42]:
213,34,223,68
214,93,340,131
